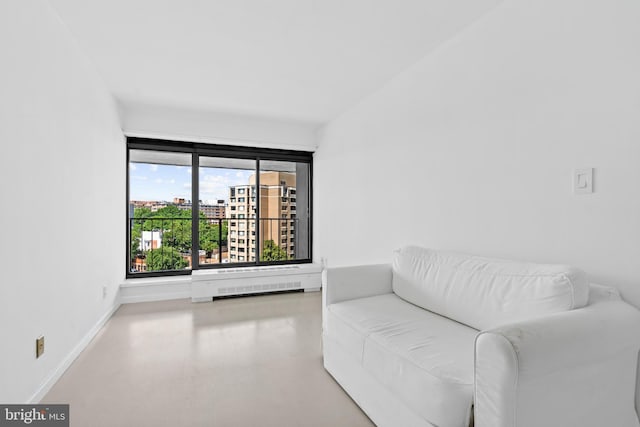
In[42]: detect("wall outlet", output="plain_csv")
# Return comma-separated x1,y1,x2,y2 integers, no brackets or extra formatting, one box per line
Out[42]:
573,168,594,194
36,336,45,358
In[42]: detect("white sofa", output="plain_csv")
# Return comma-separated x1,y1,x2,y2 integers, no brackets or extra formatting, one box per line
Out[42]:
322,246,640,427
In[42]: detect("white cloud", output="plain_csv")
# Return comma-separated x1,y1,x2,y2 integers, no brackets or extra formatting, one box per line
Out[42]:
129,163,137,171
154,178,176,184
131,175,147,181
149,164,159,172
199,173,240,199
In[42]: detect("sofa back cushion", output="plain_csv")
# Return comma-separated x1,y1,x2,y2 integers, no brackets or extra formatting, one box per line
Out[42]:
392,247,589,330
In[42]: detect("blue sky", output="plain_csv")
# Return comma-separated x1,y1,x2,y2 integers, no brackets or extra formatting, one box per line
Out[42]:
129,163,253,203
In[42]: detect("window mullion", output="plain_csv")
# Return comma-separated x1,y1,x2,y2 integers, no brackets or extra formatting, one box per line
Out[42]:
255,158,261,264
191,153,200,270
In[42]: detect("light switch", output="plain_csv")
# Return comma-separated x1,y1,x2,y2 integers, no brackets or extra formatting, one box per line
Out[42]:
573,168,593,194
577,174,588,188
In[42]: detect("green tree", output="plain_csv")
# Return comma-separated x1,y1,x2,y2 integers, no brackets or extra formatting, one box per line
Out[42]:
199,231,219,256
130,227,142,261
133,207,156,231
130,207,230,265
134,207,153,219
163,219,192,253
130,208,150,263
145,247,189,271
155,205,186,218
260,240,288,261
199,219,222,256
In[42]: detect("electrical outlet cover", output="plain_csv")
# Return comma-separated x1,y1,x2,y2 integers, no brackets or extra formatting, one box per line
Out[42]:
36,336,44,358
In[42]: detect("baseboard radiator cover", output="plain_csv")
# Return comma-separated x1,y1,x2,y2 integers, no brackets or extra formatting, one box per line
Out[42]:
191,264,321,301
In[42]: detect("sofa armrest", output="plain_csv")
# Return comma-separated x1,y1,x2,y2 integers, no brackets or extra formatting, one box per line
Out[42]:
474,300,640,427
322,264,392,307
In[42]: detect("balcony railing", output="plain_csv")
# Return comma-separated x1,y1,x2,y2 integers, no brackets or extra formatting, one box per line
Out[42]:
129,216,301,274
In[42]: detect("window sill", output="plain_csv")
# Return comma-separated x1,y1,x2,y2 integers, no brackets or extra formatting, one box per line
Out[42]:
192,263,321,281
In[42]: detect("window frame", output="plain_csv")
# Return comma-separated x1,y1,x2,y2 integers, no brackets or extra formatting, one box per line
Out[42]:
126,137,313,278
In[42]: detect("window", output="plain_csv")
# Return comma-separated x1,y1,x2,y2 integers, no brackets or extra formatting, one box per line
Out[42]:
127,149,192,275
127,138,312,277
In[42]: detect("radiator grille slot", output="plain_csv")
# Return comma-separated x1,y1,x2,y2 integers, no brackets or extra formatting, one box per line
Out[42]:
214,265,301,274
217,281,302,295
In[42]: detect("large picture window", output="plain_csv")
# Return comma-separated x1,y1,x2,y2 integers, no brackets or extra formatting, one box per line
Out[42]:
126,138,312,277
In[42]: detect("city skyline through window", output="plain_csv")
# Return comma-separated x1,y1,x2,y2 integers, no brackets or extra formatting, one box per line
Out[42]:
127,140,312,277
129,163,253,204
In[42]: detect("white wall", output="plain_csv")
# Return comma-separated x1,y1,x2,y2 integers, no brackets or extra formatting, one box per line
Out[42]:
0,0,124,402
314,0,640,307
121,101,318,151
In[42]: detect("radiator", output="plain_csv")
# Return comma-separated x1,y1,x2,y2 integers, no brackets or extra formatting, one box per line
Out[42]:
190,264,322,302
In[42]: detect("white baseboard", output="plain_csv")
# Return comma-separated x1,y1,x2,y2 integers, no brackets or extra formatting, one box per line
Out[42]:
29,301,121,403
119,277,191,304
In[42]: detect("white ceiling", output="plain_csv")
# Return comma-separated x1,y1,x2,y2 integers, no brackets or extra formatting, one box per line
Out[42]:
49,0,500,124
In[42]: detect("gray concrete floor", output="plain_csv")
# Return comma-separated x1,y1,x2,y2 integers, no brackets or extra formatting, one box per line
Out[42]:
42,291,374,427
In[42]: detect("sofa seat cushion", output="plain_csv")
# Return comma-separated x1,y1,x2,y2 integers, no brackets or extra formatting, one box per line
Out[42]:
326,294,477,427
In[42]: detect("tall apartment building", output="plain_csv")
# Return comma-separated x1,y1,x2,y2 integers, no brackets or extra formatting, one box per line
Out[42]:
227,171,297,262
